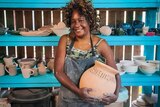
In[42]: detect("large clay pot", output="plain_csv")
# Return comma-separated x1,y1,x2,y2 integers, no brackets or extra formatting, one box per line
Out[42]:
79,61,119,99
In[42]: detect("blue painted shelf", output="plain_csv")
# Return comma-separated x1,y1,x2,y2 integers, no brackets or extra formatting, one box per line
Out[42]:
0,70,160,88
0,0,159,8
0,34,160,46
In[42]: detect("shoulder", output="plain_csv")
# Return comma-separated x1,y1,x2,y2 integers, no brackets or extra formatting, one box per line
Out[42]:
58,34,73,45
92,35,109,46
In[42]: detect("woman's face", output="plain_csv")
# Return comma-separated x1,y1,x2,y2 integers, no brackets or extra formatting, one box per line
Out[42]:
71,10,90,37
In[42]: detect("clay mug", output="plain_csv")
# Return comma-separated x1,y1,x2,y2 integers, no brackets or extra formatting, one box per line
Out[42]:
3,57,14,67
47,58,54,71
5,64,17,76
21,65,35,78
0,63,5,76
32,68,38,76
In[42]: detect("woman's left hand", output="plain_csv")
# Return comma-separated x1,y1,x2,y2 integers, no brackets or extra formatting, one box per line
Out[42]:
100,93,118,105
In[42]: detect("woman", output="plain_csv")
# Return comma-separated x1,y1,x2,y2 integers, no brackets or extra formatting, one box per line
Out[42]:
54,0,121,106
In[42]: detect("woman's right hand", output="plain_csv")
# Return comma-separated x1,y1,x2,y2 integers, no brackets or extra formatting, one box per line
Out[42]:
78,88,96,103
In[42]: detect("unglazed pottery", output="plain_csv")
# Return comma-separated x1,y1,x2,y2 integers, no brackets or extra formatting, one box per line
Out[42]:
17,58,36,68
5,64,17,76
139,63,157,76
51,22,70,36
20,30,51,36
79,61,119,99
3,57,14,67
99,26,112,36
0,63,5,76
47,58,54,71
37,62,46,75
21,65,35,78
123,64,138,74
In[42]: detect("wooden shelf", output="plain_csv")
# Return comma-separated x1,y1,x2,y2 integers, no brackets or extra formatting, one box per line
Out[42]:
0,0,158,8
0,34,160,46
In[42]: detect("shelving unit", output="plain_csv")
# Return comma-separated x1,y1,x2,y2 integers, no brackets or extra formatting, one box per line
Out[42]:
0,0,160,106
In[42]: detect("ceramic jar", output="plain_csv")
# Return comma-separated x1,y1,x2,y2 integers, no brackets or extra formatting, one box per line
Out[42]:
79,61,119,99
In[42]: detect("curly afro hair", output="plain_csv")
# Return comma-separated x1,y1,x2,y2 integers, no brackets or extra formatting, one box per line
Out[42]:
64,0,98,31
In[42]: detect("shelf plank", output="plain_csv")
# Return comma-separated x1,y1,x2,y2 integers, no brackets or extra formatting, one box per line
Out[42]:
0,34,160,46
0,70,160,88
0,0,158,8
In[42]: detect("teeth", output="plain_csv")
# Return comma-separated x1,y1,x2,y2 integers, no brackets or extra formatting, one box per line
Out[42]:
75,29,81,32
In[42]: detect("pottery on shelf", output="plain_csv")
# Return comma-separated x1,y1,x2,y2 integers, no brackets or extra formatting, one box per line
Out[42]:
3,57,14,67
37,62,46,75
17,58,36,68
79,61,119,99
47,58,54,71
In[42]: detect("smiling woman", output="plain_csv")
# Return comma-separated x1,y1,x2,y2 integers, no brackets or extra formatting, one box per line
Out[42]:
54,0,121,107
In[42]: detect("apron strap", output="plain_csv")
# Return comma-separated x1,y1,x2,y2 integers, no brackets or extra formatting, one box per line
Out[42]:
67,34,95,57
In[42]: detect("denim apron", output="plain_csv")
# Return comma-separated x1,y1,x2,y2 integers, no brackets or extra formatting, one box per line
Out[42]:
57,37,104,107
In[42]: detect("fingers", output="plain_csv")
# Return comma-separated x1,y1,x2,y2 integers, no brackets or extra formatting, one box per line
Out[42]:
101,94,118,105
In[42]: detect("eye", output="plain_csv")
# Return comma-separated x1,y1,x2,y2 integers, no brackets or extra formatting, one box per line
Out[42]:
79,19,84,23
71,20,76,24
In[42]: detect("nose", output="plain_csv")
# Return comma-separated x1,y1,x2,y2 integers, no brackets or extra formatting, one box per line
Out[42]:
74,20,81,27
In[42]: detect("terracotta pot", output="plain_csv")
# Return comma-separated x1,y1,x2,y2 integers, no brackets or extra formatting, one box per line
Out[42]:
79,61,119,99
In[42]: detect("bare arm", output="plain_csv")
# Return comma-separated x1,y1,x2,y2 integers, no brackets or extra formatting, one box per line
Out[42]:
54,35,80,95
97,39,121,103
54,35,93,100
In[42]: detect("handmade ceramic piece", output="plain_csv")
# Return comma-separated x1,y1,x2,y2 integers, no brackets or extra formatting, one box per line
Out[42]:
147,60,160,71
32,68,38,76
123,64,138,74
47,58,54,71
20,30,51,36
17,58,36,68
139,63,157,76
99,26,112,36
0,63,5,76
5,64,17,76
21,65,35,78
79,61,119,99
120,60,134,66
51,22,70,36
3,57,14,67
132,56,146,61
37,62,46,75
52,28,70,36
116,63,125,75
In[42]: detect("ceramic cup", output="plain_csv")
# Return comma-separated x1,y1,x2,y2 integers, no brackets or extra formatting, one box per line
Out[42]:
5,64,17,76
21,68,35,78
0,63,5,76
21,64,35,78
